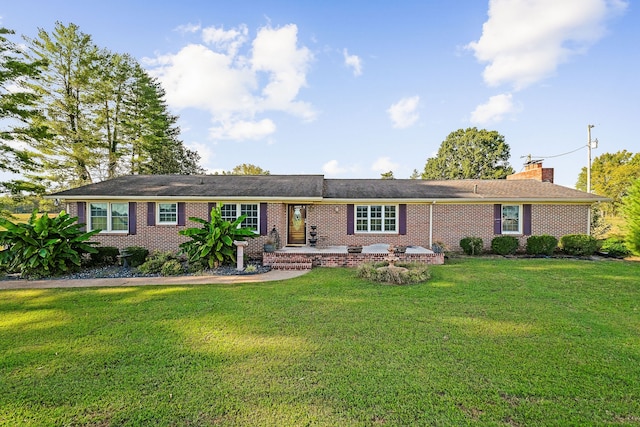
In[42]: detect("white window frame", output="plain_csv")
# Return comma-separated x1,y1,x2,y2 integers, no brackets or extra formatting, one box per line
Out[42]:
157,202,178,225
355,204,398,233
89,202,129,233
501,204,522,234
220,202,260,233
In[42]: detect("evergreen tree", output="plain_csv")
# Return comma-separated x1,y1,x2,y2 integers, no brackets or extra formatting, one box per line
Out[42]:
93,52,135,180
0,27,43,173
124,65,202,175
622,178,640,255
21,22,203,190
24,22,100,190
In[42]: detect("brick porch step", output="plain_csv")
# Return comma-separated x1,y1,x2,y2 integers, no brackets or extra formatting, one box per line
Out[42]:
268,261,313,270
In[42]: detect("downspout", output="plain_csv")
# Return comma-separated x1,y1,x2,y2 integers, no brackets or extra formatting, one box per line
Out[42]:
587,205,591,236
429,201,435,248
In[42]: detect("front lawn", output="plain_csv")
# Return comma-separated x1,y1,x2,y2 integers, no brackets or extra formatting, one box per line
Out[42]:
1,258,639,426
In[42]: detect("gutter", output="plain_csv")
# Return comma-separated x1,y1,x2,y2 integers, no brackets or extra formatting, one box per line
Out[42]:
45,195,324,203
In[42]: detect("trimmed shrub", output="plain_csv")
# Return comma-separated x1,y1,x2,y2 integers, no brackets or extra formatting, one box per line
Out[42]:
599,237,631,258
161,259,185,276
187,259,207,273
357,262,430,285
559,234,598,256
138,251,177,275
491,235,519,255
526,235,558,256
88,246,120,266
460,237,483,255
123,246,149,267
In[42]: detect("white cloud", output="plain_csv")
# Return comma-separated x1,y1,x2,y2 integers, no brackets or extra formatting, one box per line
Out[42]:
149,44,256,114
322,160,362,177
202,24,248,56
467,0,628,90
209,118,276,140
174,23,201,34
343,48,362,76
146,23,315,142
470,93,518,124
371,157,399,173
322,160,346,176
251,24,316,120
387,96,420,129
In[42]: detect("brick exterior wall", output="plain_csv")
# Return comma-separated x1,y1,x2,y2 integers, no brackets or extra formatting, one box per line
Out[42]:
432,203,589,251
307,204,432,248
68,201,282,258
69,201,590,255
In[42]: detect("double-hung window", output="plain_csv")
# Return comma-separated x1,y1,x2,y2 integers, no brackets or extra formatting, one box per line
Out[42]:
158,203,178,225
501,205,521,234
355,205,397,233
220,203,259,232
89,202,128,232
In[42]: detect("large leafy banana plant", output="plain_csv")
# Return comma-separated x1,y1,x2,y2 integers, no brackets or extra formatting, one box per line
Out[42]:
179,204,257,269
0,210,99,278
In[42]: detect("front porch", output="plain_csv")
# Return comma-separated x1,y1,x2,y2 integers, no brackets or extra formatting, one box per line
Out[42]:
262,244,445,270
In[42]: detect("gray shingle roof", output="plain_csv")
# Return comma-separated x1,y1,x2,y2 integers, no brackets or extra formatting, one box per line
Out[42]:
50,175,325,199
49,175,606,203
323,179,605,202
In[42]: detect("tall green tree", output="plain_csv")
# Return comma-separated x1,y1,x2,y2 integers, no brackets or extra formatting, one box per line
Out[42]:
21,22,203,189
421,128,514,179
576,150,640,216
93,52,135,180
24,22,100,190
123,64,202,175
0,28,50,215
380,171,395,179
0,27,43,174
222,164,270,175
622,178,640,255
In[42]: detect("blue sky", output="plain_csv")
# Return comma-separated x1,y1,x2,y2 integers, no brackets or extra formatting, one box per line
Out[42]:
1,0,637,188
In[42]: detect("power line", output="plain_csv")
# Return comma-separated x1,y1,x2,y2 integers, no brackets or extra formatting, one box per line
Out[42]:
521,145,585,160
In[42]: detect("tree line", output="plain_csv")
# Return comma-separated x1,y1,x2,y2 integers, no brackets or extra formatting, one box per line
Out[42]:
0,22,202,200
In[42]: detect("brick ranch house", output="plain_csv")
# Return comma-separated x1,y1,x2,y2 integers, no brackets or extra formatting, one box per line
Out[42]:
49,164,605,266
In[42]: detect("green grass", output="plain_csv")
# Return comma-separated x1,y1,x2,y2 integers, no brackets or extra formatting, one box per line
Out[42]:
1,258,639,426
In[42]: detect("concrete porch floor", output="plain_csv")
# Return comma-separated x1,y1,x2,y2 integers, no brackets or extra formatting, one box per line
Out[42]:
275,243,434,254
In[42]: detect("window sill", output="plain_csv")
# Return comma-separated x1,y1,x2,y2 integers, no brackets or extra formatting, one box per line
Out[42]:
93,231,129,234
354,231,399,234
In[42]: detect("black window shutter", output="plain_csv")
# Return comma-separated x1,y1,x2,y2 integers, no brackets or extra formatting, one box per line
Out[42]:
399,204,407,235
128,202,137,235
77,202,86,232
260,203,268,235
347,204,354,235
523,204,532,235
178,202,186,226
493,204,502,235
147,202,156,226
207,202,216,222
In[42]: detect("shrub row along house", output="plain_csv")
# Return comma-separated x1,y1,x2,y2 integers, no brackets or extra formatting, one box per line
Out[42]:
48,163,606,266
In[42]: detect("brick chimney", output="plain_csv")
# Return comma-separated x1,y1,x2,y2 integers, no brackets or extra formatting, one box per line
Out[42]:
507,161,554,183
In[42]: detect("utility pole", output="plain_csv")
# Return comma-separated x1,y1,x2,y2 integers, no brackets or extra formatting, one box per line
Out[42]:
587,124,597,193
